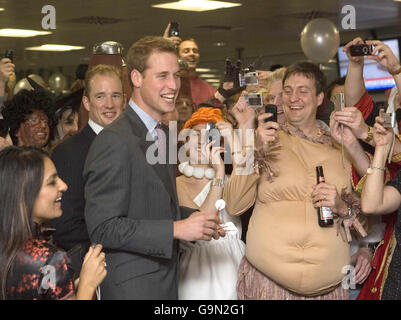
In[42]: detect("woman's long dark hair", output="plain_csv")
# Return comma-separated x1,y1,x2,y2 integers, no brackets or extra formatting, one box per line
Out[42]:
0,146,49,299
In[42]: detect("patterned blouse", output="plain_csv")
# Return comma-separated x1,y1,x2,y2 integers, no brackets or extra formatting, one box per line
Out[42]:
6,227,75,300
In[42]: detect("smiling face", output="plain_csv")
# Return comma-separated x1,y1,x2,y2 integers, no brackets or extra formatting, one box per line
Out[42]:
16,109,50,148
282,73,323,129
132,51,181,121
178,40,200,70
31,157,68,224
83,74,124,127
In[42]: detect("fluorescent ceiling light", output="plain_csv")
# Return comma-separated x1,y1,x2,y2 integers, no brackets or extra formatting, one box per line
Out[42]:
152,0,242,12
0,28,52,37
199,74,220,78
25,44,85,52
205,79,221,82
0,8,5,11
196,68,217,72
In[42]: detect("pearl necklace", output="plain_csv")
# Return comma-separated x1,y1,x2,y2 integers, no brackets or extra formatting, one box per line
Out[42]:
178,162,215,180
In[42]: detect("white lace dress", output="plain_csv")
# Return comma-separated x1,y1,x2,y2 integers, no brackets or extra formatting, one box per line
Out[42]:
178,181,245,300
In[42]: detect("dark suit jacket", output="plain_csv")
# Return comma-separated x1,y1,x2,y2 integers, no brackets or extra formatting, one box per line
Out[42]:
50,124,96,251
83,105,193,300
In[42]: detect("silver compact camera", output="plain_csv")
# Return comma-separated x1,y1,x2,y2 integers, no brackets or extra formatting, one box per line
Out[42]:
380,110,396,128
239,71,259,86
244,93,263,108
332,93,345,112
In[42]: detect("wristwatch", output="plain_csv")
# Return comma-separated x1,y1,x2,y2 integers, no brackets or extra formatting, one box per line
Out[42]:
211,178,224,188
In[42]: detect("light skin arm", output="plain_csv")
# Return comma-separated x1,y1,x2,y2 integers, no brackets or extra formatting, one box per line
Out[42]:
343,37,366,107
330,111,370,177
365,39,401,156
162,23,182,47
69,244,107,300
0,58,15,98
351,247,372,284
361,117,401,215
366,40,401,94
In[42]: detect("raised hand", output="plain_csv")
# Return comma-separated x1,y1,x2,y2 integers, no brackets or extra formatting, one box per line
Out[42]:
342,37,365,65
231,92,256,129
366,40,401,75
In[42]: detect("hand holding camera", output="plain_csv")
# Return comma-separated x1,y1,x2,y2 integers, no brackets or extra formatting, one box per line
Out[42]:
373,109,395,150
256,110,280,148
163,22,181,47
343,37,366,65
231,91,257,129
365,40,401,76
217,59,246,100
0,50,15,85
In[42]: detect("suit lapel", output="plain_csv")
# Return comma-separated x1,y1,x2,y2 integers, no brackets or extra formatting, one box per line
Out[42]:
124,106,177,204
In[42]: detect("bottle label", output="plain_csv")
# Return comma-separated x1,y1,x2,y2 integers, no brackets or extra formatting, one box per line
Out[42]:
320,207,333,220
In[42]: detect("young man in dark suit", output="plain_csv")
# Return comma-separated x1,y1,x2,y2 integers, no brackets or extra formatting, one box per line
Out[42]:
51,65,125,253
83,36,224,300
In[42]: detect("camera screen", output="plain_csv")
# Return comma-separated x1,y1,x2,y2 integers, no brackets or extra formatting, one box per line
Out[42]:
244,72,258,85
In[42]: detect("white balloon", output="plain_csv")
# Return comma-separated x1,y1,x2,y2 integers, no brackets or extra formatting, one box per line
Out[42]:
13,74,47,95
13,78,33,95
300,18,340,63
49,72,68,93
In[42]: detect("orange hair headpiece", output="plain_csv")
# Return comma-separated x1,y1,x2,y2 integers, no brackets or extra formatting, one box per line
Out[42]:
183,107,224,129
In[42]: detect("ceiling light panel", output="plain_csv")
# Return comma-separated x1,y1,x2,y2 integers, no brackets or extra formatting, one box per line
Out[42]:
25,44,85,52
152,0,242,12
0,28,52,37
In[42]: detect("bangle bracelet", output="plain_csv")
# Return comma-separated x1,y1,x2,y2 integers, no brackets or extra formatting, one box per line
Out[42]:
390,66,401,76
366,166,386,175
365,126,373,143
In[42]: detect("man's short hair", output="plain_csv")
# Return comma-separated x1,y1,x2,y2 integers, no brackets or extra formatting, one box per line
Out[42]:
84,64,121,97
282,61,327,95
126,36,177,78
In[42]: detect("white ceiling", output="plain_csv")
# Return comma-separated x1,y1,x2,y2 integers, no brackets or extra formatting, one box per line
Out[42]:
1,0,400,85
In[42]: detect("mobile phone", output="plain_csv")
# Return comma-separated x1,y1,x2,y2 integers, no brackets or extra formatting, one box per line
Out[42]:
350,44,373,56
380,110,396,128
239,71,258,87
206,122,221,147
4,49,13,62
169,22,179,37
332,93,345,112
264,104,277,122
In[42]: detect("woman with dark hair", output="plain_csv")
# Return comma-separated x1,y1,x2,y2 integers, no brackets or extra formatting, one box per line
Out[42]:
0,146,106,300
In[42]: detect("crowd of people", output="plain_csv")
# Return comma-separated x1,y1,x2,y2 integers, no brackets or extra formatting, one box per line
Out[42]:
1,24,401,300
